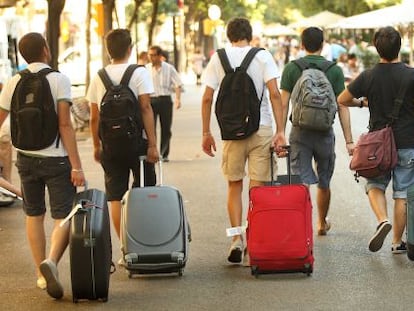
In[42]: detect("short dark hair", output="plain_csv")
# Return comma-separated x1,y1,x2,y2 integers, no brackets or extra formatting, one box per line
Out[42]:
149,45,163,56
373,26,401,62
105,29,132,60
18,32,48,63
301,27,324,53
226,17,252,43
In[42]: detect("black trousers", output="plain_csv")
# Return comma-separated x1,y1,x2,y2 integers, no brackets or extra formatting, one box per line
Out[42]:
151,96,173,159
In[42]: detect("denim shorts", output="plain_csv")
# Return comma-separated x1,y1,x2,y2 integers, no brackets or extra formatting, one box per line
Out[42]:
289,126,336,188
365,148,414,199
15,153,75,219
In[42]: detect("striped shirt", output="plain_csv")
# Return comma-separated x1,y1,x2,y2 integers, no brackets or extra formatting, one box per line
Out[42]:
147,61,183,97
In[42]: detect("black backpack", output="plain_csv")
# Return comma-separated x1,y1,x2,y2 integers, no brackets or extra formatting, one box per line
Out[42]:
215,47,264,140
10,68,59,151
98,64,144,160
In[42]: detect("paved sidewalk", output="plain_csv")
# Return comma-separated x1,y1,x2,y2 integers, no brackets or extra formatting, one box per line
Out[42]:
1,83,414,311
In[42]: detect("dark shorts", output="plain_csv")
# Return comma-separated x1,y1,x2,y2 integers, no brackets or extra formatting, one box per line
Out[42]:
101,150,156,201
289,126,336,188
16,153,75,219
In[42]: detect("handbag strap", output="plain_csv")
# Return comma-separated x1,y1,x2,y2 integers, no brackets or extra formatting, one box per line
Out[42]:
389,69,412,125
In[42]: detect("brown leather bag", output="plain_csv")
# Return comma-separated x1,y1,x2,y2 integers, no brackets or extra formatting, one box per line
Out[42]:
350,125,397,180
349,70,411,181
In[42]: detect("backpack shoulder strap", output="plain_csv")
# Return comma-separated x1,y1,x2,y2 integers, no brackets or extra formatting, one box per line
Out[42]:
217,49,233,74
98,68,113,90
318,60,336,73
37,67,56,76
239,47,264,70
120,64,142,86
292,58,309,71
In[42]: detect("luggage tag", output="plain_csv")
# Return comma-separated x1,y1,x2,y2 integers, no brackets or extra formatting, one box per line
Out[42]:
60,203,83,227
226,226,246,237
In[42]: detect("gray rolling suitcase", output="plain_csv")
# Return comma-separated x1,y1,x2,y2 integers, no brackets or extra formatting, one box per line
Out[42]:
120,158,190,277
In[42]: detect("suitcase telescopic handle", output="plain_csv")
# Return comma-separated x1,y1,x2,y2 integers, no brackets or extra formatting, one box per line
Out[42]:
139,156,163,187
270,145,292,184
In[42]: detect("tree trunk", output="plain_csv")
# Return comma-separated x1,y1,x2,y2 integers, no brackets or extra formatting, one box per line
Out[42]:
102,0,115,66
46,0,65,70
148,0,159,48
86,0,92,89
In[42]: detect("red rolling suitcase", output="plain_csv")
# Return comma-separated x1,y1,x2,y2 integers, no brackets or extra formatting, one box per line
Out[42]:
247,146,314,276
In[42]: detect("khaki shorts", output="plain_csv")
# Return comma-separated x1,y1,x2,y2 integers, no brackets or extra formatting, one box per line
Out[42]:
222,126,275,182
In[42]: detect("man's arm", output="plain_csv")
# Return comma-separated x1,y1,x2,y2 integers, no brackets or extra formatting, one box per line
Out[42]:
0,108,9,130
270,84,288,156
201,86,216,157
336,89,355,155
57,101,85,187
138,93,159,163
89,102,101,163
174,85,182,109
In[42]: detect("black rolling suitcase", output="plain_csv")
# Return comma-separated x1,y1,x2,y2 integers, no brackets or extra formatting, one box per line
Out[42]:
68,188,113,302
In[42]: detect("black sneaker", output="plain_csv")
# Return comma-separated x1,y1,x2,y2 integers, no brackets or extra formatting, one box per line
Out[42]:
391,241,407,254
368,220,392,252
227,239,243,264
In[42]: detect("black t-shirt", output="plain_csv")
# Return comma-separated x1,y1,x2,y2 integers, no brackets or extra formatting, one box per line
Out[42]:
348,62,414,149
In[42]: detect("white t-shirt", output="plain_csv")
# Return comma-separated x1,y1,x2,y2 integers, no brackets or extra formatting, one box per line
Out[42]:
201,46,279,127
86,63,154,107
0,63,72,157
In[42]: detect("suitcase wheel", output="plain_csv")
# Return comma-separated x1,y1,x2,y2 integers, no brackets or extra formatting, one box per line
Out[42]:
304,263,313,276
408,243,414,261
73,297,78,303
178,268,184,276
251,266,259,277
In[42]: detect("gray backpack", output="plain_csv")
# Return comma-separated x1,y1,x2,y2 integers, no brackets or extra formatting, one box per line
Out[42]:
290,58,337,131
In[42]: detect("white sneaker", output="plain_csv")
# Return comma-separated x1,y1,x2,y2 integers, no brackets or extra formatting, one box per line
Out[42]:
39,259,63,299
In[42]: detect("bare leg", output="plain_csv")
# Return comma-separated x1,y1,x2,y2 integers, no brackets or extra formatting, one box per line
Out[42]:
317,187,331,234
367,188,388,222
48,219,70,264
367,187,392,252
227,180,243,242
110,200,122,239
393,198,407,244
26,215,46,279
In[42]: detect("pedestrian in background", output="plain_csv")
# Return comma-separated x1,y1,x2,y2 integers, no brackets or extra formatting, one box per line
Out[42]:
201,17,284,265
147,45,183,162
191,48,205,85
338,26,414,254
86,29,159,262
0,32,85,299
137,51,149,65
279,27,354,236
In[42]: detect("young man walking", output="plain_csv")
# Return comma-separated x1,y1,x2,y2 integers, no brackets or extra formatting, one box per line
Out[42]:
279,27,354,236
201,17,285,264
338,26,414,253
0,32,85,299
86,29,159,257
147,45,183,162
